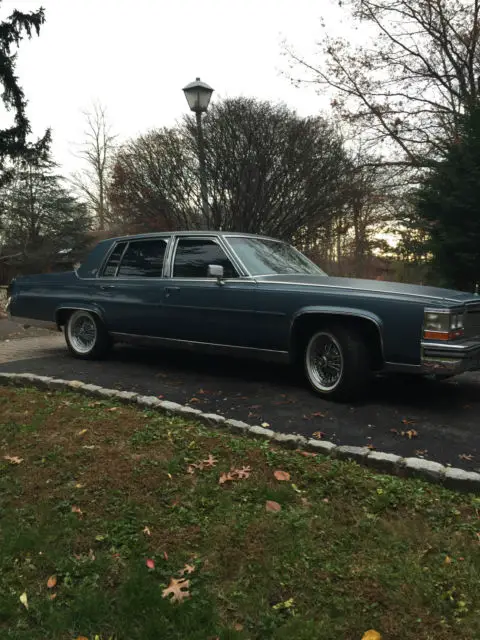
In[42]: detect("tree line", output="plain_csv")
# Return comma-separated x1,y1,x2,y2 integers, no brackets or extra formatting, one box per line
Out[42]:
1,0,480,291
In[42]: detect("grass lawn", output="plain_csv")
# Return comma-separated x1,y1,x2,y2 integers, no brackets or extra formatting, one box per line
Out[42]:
0,386,479,640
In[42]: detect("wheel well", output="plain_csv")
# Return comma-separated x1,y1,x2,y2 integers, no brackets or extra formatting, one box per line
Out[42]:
55,308,100,329
291,313,384,371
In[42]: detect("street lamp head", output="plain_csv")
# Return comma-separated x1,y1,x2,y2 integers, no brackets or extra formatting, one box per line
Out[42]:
183,77,214,113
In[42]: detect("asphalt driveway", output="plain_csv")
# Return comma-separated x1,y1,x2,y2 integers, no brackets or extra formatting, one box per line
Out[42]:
0,320,479,472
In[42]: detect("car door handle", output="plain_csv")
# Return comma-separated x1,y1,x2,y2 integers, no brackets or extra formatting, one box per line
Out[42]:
100,284,115,291
164,286,180,298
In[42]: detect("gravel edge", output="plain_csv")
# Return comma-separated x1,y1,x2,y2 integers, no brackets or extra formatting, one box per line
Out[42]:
1,372,479,493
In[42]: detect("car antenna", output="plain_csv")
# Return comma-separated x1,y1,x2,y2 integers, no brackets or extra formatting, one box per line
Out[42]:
475,283,479,296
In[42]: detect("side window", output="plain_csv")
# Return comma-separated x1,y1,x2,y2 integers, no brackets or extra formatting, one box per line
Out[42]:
103,242,127,277
173,239,238,278
117,239,167,278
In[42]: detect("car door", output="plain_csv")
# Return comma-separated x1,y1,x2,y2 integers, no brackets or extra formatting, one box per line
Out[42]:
161,235,260,347
94,237,170,336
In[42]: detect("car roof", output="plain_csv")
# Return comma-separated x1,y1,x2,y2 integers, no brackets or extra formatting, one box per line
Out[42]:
105,230,279,243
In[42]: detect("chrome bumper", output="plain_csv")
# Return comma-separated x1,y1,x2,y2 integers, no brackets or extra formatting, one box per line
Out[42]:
421,338,480,375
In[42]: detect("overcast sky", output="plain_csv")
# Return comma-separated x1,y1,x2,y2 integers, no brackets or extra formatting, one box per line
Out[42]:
2,0,355,175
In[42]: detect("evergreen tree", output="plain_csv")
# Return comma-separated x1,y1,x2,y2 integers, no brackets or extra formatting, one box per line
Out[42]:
416,106,480,292
0,156,91,274
0,3,50,184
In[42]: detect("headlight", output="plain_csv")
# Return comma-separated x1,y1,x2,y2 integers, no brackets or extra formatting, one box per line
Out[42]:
424,309,464,340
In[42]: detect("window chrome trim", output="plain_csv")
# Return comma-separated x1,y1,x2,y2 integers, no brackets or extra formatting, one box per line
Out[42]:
168,234,245,280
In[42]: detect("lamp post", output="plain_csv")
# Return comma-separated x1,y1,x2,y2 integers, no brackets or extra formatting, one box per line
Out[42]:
183,77,214,226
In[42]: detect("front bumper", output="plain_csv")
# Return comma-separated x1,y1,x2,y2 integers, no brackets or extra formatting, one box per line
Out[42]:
421,338,480,375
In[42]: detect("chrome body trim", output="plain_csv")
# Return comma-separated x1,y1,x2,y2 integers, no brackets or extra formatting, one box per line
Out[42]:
111,332,290,363
421,337,480,375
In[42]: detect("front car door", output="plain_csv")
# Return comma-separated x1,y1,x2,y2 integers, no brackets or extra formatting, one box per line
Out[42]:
161,235,260,347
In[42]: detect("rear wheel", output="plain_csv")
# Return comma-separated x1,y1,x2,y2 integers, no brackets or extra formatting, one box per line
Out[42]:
65,310,111,360
304,327,371,401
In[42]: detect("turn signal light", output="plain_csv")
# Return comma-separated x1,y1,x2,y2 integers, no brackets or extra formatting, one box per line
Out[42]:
423,329,464,341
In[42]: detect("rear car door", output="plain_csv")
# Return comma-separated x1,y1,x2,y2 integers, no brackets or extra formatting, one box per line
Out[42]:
94,237,170,336
161,236,259,347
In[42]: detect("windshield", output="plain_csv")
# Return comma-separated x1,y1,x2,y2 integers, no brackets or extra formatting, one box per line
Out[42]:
227,237,326,277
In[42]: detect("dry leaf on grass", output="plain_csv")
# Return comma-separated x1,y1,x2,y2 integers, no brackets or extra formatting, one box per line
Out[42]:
146,558,155,569
3,455,23,464
265,500,282,512
312,431,325,440
19,592,28,609
298,451,317,457
77,429,88,436
178,563,195,576
49,593,57,600
162,577,190,603
143,526,151,536
459,453,474,461
401,418,416,425
362,631,382,640
401,429,418,439
71,505,83,515
219,466,251,484
444,555,452,564
47,575,57,589
187,454,218,474
273,470,291,481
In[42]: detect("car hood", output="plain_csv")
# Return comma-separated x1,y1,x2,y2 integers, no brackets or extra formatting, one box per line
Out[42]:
257,274,479,305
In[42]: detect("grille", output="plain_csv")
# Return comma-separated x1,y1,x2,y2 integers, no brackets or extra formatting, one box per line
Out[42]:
464,303,480,338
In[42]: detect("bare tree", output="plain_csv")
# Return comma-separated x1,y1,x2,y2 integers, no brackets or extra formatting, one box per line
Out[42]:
287,0,480,168
109,97,352,241
71,102,116,230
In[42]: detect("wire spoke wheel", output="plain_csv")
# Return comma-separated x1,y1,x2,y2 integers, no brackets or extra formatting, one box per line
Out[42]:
306,331,344,392
68,312,98,355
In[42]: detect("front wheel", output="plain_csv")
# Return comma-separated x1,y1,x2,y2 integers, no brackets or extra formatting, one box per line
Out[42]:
65,310,112,360
304,327,371,401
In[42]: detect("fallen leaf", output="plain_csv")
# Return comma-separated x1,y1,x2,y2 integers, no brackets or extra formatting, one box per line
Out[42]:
146,558,155,569
88,549,96,561
164,551,169,561
19,591,28,609
312,431,325,440
189,397,200,403
49,593,57,600
234,466,251,479
162,577,190,603
76,637,89,640
82,445,96,450
323,498,330,503
202,454,218,468
414,449,428,457
402,418,416,425
312,411,326,417
390,428,399,435
298,451,317,457
47,575,57,589
366,444,375,450
300,497,311,507
77,429,88,436
261,422,270,428
234,623,244,631
71,505,83,515
179,563,195,576
4,455,23,464
108,407,119,412
401,429,418,439
219,466,251,484
459,453,474,461
444,555,452,564
143,526,151,536
362,631,382,640
265,500,282,512
274,470,291,481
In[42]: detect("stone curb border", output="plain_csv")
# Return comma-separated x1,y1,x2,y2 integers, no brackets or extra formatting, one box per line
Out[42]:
1,372,479,494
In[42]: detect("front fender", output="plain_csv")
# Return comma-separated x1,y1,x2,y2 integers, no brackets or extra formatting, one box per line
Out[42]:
290,305,384,356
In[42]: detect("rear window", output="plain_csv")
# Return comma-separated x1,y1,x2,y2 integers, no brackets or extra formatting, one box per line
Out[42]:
103,242,127,277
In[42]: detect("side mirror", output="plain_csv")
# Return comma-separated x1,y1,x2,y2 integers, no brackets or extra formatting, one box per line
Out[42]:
207,264,225,284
